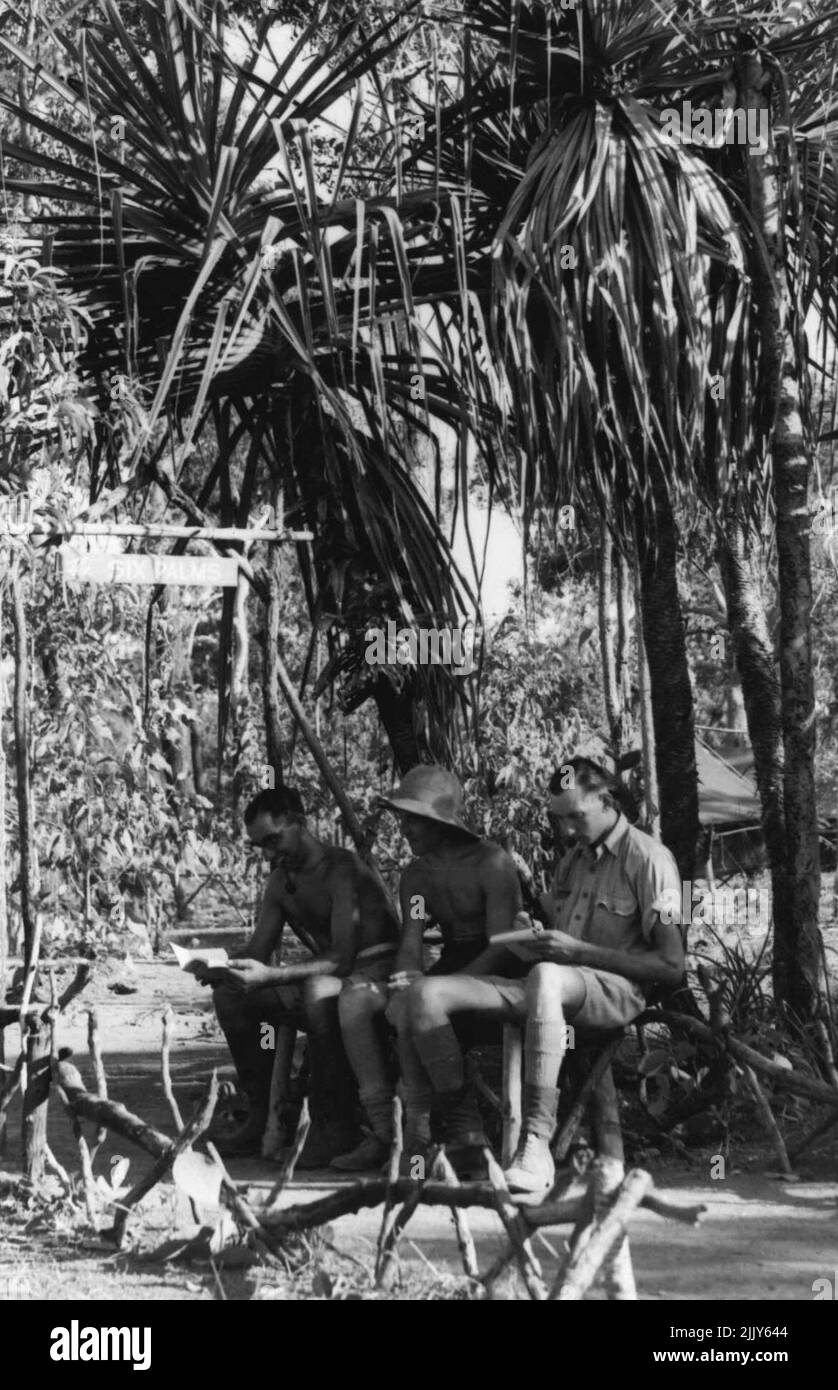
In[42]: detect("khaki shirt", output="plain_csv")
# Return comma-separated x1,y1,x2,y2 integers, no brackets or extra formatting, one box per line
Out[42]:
549,814,681,956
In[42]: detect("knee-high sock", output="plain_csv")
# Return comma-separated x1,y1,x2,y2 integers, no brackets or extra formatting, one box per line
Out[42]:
396,1029,433,1142
413,1022,464,1095
523,1017,567,1141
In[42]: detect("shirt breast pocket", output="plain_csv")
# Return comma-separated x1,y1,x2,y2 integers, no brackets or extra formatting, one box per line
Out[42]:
589,893,637,948
551,887,573,930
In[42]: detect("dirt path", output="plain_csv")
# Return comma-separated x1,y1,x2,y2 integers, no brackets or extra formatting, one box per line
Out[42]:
1,957,837,1301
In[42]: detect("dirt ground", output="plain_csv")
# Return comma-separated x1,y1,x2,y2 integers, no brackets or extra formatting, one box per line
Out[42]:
1,946,838,1302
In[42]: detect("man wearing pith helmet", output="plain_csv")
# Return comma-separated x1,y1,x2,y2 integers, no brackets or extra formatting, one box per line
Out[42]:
334,764,527,1175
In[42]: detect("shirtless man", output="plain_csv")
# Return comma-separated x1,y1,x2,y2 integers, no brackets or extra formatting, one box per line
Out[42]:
334,765,525,1173
199,786,400,1162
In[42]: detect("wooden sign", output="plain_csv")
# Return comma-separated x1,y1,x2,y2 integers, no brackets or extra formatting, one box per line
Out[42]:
61,548,240,587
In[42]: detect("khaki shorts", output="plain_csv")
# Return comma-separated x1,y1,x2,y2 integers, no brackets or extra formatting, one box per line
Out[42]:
480,967,647,1032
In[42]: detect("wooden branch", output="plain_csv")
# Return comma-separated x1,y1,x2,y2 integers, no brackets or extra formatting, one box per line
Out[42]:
15,522,312,542
10,569,38,962
112,1071,220,1247
53,1055,172,1158
262,1024,297,1161
87,1009,108,1156
738,1063,794,1176
54,1054,286,1266
375,1095,404,1282
43,1143,71,1188
501,1026,522,1167
256,1173,702,1235
22,1017,50,1183
161,1007,184,1129
264,1097,311,1208
0,962,92,1030
553,1040,621,1163
0,1052,24,1127
648,1010,838,1108
484,1151,547,1300
57,963,93,1012
592,1156,636,1300
205,1142,288,1270
0,579,8,1155
18,911,43,1046
432,1149,479,1280
550,1169,652,1301
788,1107,838,1163
377,1142,438,1292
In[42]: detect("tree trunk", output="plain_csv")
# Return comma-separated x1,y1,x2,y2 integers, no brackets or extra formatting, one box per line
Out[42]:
22,1018,50,1184
615,548,633,752
719,510,791,975
263,529,285,786
10,571,37,967
373,674,427,775
634,562,660,841
636,480,700,878
737,48,820,1019
598,527,621,751
0,587,7,1153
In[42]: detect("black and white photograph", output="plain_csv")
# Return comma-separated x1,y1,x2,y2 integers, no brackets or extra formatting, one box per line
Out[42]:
0,0,836,1336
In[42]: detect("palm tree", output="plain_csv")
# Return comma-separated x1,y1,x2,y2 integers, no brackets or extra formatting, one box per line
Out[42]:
403,0,838,1016
0,0,480,780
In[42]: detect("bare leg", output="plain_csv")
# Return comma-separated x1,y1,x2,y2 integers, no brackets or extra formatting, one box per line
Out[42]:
332,981,395,1167
297,974,359,1166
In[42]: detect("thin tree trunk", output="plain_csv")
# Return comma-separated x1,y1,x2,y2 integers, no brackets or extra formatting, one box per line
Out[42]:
634,564,660,841
0,586,7,1154
636,479,699,877
615,548,632,752
737,48,820,1020
373,674,426,775
263,542,285,785
719,510,791,979
598,526,621,751
10,571,37,967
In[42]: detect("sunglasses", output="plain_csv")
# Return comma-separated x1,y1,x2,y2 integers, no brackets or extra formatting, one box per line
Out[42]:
249,832,285,850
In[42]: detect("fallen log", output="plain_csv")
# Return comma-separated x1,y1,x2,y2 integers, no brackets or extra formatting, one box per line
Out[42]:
484,1150,547,1300
551,1169,653,1301
257,1175,702,1235
53,1054,172,1157
645,1010,838,1109
112,1072,219,1246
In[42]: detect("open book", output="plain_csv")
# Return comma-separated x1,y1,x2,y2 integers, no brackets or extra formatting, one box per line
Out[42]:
171,943,229,971
490,924,547,962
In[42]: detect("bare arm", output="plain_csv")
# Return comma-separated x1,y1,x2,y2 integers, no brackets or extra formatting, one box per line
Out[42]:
243,871,287,962
458,851,524,977
393,862,428,976
535,918,685,989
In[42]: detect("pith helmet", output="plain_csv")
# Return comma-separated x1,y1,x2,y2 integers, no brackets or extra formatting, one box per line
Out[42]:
568,740,618,780
379,765,479,839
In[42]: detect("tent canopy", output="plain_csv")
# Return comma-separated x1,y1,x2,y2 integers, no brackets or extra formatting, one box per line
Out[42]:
695,738,762,828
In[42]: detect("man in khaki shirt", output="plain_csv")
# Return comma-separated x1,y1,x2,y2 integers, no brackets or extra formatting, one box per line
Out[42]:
467,751,685,1192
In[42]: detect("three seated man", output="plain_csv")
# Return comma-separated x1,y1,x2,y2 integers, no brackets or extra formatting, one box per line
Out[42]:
204,752,684,1191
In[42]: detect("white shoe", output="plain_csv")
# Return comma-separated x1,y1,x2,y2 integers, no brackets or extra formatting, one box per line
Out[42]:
503,1134,555,1194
